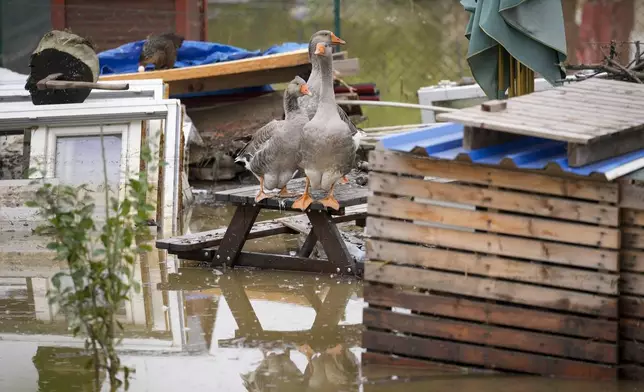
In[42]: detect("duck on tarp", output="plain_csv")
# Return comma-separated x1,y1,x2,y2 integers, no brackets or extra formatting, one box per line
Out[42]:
97,40,307,98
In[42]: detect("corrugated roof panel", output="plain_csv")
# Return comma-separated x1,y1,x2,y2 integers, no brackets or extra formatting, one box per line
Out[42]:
377,122,644,180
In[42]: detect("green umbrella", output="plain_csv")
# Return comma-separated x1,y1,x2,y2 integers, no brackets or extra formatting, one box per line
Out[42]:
461,0,568,99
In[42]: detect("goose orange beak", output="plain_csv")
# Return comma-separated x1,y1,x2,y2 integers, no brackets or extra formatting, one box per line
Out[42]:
300,84,312,96
330,32,346,45
314,42,326,55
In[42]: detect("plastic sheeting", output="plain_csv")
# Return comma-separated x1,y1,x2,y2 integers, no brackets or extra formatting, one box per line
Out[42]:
98,40,307,98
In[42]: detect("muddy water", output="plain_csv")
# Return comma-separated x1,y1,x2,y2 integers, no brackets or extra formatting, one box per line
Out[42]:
0,203,642,391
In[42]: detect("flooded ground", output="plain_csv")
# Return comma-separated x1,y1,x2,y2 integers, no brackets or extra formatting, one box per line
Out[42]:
1,201,643,391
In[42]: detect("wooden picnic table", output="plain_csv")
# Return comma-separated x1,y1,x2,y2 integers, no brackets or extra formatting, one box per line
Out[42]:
156,171,369,276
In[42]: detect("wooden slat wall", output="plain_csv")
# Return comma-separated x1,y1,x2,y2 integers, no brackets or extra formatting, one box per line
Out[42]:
362,149,620,379
618,184,644,380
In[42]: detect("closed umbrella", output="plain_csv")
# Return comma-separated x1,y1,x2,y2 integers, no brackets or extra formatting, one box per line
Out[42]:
461,0,568,99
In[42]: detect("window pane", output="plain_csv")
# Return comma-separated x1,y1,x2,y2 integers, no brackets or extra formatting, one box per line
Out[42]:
55,135,122,206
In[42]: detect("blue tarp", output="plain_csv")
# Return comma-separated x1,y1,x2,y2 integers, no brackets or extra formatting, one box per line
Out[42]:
98,40,307,98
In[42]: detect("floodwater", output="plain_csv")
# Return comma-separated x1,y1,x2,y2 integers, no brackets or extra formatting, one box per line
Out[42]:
1,202,643,391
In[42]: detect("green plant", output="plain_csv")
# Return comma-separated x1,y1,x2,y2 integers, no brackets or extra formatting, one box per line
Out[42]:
27,133,158,391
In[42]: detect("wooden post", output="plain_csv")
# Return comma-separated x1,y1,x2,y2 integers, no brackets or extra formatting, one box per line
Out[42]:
50,0,66,30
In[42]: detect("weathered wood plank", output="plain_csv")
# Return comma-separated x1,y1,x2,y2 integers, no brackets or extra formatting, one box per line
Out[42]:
622,250,644,273
363,330,617,379
361,352,484,374
620,183,644,210
157,204,366,251
367,218,619,271
620,295,644,318
520,89,644,118
363,284,617,341
369,172,618,226
622,208,644,227
622,227,644,249
463,126,520,150
157,220,289,251
369,150,618,202
620,364,644,380
568,130,644,167
366,240,618,295
364,264,617,318
622,341,644,364
368,195,620,248
363,308,617,363
622,272,644,296
620,318,644,341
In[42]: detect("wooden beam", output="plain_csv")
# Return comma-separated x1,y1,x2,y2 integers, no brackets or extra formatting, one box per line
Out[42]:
99,49,309,82
50,0,66,30
568,127,644,167
463,126,521,150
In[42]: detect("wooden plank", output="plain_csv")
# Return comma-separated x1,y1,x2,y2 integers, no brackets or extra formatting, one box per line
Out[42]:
463,126,520,150
620,364,644,380
622,208,644,227
364,263,617,318
100,49,310,82
172,65,312,95
368,195,620,248
436,109,596,143
361,352,478,373
369,150,618,202
620,183,644,210
363,284,617,341
568,130,644,167
233,252,355,274
215,205,261,267
519,90,644,119
623,227,644,249
369,172,618,226
620,318,644,341
622,250,644,273
157,204,366,251
481,100,507,112
620,295,644,318
362,330,617,379
622,272,644,296
622,341,644,364
506,99,643,130
366,240,618,295
367,218,618,271
156,220,289,251
363,308,617,363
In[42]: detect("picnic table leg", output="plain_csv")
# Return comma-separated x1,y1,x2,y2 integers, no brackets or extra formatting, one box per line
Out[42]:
213,204,261,268
311,282,353,330
306,210,356,274
218,272,261,334
297,230,319,258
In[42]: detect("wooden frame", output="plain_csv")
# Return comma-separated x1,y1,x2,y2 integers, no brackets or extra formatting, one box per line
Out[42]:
0,98,183,234
363,149,621,379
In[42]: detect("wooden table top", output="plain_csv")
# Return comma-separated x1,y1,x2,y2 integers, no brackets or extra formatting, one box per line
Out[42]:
214,171,369,214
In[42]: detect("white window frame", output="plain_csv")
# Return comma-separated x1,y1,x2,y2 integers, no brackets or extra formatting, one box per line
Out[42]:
0,78,166,103
0,98,182,234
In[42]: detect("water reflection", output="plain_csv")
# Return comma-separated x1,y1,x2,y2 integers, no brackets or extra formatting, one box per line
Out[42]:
2,240,643,391
0,252,364,391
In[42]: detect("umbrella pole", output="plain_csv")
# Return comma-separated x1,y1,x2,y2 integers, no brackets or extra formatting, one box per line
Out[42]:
498,45,505,99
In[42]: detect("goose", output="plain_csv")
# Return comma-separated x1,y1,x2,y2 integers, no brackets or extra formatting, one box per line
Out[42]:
298,30,366,183
292,42,356,212
234,76,312,202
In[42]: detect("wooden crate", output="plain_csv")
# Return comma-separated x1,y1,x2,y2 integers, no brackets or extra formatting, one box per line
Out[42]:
362,149,620,379
619,183,644,380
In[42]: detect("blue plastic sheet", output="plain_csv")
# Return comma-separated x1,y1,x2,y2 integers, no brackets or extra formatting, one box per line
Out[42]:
98,40,307,98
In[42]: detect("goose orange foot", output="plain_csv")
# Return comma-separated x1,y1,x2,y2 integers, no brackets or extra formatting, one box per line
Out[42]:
316,183,340,211
255,176,275,202
277,185,298,198
292,176,313,211
340,176,349,184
